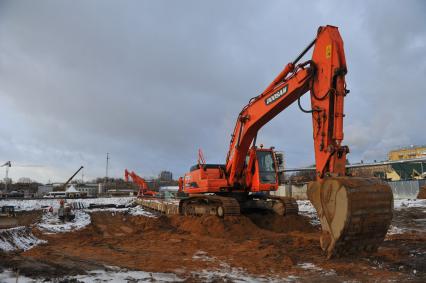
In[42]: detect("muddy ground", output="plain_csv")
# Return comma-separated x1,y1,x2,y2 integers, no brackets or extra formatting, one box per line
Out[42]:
0,206,425,282
0,210,42,229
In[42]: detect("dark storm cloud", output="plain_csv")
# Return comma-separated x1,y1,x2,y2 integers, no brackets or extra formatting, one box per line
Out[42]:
0,0,424,182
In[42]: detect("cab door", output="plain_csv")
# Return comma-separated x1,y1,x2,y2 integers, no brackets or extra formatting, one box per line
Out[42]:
251,149,279,192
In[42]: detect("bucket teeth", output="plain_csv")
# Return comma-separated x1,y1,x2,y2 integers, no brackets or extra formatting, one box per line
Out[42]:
307,177,393,259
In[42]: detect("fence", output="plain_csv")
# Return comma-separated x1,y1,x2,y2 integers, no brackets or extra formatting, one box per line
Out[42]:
387,180,423,199
273,179,424,200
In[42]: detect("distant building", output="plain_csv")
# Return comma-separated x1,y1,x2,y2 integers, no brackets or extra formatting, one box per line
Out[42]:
158,171,173,182
388,145,426,161
387,145,426,180
37,184,54,197
76,184,98,197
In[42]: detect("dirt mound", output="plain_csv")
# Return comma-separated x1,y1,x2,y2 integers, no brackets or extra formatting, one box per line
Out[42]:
79,211,316,243
246,213,317,233
85,212,176,238
169,215,265,240
168,213,316,240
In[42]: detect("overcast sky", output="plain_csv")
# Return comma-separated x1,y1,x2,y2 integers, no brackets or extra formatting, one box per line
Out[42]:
0,0,425,183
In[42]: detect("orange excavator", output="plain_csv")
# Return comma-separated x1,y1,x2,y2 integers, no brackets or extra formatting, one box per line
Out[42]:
124,169,157,197
180,25,393,258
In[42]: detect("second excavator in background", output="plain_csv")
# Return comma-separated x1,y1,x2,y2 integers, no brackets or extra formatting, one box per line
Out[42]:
179,25,393,258
124,169,157,197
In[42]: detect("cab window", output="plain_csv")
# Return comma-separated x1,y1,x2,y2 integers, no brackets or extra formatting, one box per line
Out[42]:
256,151,277,184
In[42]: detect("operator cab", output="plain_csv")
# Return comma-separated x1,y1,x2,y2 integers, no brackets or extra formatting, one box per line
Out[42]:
256,150,277,184
245,147,280,191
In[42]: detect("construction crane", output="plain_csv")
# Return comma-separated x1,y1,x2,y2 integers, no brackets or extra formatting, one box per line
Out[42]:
124,169,157,197
0,161,44,192
179,25,393,258
56,166,84,191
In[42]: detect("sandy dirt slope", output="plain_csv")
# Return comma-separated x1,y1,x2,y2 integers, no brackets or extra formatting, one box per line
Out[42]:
0,206,423,282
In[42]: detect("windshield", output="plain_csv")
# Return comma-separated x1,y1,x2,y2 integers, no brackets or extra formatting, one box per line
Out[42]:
256,151,277,184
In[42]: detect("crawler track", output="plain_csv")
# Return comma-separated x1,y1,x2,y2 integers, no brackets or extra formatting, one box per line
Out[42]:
179,195,240,217
269,196,299,216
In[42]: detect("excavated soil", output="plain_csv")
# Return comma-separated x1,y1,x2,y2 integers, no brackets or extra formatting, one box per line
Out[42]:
0,208,425,282
0,210,42,229
418,186,426,199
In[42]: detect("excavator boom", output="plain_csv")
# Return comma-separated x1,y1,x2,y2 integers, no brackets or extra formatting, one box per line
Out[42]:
124,169,157,197
225,26,348,184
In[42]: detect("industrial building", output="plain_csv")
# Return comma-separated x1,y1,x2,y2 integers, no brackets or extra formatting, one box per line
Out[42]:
387,146,426,180
388,145,426,160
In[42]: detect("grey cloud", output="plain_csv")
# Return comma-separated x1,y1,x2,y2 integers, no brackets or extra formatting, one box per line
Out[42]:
0,0,424,182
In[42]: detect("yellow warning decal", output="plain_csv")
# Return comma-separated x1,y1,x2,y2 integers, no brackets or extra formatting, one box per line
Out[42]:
326,44,332,59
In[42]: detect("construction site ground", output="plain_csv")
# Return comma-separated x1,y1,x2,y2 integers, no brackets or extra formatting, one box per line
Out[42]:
0,199,425,282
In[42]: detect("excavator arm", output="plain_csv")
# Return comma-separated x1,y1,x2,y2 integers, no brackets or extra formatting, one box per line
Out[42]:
223,25,393,258
225,26,348,185
124,169,156,197
225,64,312,184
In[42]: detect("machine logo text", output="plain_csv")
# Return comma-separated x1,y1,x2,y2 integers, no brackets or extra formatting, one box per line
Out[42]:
265,85,288,105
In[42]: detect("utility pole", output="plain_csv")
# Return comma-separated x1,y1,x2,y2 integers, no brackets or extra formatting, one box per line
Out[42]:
105,153,110,181
1,161,11,192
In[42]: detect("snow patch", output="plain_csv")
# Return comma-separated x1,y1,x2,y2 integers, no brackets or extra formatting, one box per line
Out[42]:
128,205,156,217
0,267,181,283
0,269,36,283
192,250,216,262
37,204,155,234
0,226,46,252
297,200,320,226
297,262,323,271
70,268,183,282
86,205,156,217
38,210,91,233
0,265,297,283
297,262,337,277
387,225,406,235
193,262,286,282
0,197,135,211
394,199,426,210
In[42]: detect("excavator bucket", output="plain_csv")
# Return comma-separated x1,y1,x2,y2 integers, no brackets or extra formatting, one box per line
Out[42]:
307,177,393,259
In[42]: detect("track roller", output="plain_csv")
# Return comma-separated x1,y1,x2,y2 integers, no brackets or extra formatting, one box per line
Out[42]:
269,196,299,216
179,195,240,217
